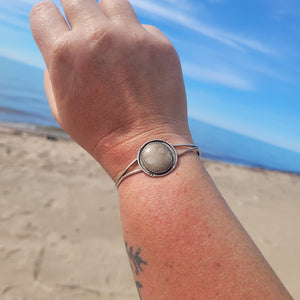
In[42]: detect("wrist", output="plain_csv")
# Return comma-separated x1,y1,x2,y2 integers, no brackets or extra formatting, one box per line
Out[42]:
91,124,194,183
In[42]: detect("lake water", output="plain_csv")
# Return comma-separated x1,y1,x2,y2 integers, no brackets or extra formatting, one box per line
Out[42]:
1,56,299,173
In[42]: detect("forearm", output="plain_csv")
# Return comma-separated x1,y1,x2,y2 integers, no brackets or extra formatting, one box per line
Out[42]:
30,1,292,298
117,135,291,299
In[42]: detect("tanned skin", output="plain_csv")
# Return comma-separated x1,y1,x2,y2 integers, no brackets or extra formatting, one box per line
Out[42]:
30,1,292,299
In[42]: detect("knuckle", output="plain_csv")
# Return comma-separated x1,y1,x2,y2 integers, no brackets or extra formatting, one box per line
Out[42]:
159,39,176,55
135,31,176,57
50,37,70,67
131,31,150,49
149,39,179,66
86,25,108,42
146,25,160,33
85,25,114,49
151,34,176,56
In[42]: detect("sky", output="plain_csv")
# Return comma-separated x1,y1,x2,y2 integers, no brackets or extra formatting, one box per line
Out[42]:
0,0,299,152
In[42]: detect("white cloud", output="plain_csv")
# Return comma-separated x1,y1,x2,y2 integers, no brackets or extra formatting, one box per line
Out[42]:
0,0,64,30
161,0,195,11
0,12,30,29
217,32,274,55
129,0,273,54
182,62,254,90
0,2,32,30
0,46,44,69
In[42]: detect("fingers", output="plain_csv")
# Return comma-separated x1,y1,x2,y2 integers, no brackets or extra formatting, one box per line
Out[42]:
60,0,107,28
100,0,140,24
44,69,60,123
30,1,69,63
142,25,170,43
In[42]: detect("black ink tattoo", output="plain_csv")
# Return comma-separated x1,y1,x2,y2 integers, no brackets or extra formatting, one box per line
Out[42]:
125,242,147,275
125,242,148,300
136,280,143,300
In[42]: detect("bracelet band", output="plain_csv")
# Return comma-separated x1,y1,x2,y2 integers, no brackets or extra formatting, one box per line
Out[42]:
115,139,200,188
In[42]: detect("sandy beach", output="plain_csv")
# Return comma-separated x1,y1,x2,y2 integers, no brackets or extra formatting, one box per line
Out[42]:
0,125,299,300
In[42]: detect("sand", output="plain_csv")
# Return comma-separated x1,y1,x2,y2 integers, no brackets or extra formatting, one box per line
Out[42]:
0,125,299,300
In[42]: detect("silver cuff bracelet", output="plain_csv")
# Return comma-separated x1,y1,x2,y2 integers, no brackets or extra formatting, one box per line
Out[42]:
115,139,200,188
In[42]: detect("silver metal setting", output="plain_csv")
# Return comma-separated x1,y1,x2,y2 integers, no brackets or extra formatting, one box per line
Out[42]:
115,140,200,188
138,140,178,177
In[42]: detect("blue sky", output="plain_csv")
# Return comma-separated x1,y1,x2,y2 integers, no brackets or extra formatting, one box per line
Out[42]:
0,0,299,152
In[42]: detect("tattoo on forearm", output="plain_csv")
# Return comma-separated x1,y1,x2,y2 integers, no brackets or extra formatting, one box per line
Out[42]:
125,242,147,300
125,242,147,275
136,280,143,300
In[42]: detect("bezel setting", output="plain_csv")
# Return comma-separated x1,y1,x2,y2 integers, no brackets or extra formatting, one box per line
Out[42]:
137,140,178,177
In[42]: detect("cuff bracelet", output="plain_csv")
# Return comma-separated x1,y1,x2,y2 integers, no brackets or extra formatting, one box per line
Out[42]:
115,139,200,188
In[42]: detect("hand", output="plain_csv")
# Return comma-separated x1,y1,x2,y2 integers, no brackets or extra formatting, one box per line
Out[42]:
30,0,192,180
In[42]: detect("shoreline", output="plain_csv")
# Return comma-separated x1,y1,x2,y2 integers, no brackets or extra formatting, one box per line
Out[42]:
1,121,299,176
0,121,70,140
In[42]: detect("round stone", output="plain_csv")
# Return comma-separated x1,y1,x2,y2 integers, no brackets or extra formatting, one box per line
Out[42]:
139,141,177,175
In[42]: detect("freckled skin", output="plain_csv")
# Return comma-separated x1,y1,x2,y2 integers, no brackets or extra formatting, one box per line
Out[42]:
30,1,292,299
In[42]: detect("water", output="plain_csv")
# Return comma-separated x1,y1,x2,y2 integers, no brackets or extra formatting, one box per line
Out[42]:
189,118,300,174
0,56,56,127
0,55,299,173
